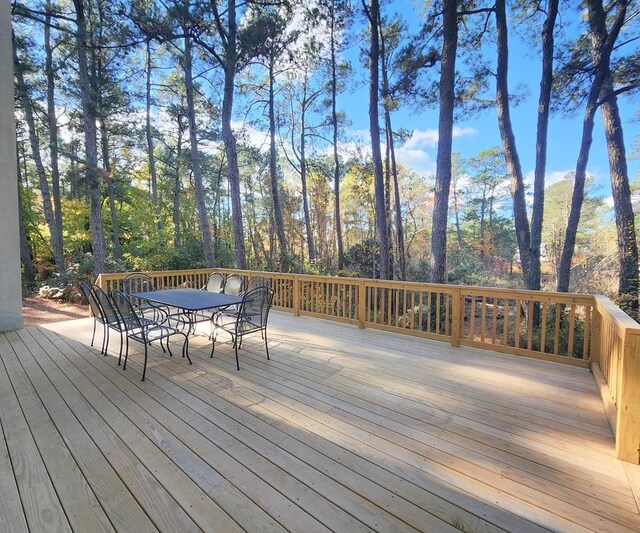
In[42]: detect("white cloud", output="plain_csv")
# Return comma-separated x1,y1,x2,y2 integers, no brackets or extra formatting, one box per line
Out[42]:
403,126,477,150
394,146,436,176
232,122,270,151
403,130,439,150
523,169,573,189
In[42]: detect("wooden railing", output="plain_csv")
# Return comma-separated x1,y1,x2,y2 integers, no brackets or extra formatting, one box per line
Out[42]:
591,296,640,463
96,267,640,463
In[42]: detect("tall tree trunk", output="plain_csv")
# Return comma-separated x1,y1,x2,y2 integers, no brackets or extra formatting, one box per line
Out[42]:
528,0,558,292
452,174,464,251
45,0,63,256
495,0,530,280
378,12,402,278
183,33,215,267
366,0,390,280
218,0,246,269
330,0,344,270
173,116,183,247
557,0,628,292
589,1,638,314
99,118,122,260
388,126,405,279
300,105,315,261
268,60,288,256
13,36,65,274
479,186,487,261
73,0,105,276
145,40,162,229
430,0,457,283
16,153,36,288
602,93,638,314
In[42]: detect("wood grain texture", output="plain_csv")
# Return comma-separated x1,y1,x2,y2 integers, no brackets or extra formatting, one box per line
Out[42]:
1,313,639,532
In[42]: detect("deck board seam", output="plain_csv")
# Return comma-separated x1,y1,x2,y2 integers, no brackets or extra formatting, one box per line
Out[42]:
38,326,337,533
190,344,640,532
226,342,636,511
21,327,196,533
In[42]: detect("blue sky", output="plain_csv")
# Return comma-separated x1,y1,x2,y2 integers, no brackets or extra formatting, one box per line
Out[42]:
334,3,639,202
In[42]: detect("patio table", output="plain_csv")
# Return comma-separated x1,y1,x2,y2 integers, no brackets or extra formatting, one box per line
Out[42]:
131,288,243,334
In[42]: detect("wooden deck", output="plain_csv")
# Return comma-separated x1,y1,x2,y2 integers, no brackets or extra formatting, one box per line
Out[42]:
1,312,639,532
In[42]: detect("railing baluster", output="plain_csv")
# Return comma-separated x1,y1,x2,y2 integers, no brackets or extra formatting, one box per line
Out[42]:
568,303,576,357
554,304,561,355
491,297,498,344
480,296,486,343
540,302,548,353
527,300,534,351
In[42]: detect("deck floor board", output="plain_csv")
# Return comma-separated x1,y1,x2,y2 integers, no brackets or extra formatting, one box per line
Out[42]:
1,311,639,532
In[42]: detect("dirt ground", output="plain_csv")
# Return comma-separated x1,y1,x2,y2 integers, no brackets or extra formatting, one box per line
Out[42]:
22,296,88,327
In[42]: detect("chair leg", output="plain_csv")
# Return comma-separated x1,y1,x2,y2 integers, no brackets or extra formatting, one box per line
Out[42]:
118,331,124,365
264,328,270,361
142,343,148,381
166,337,174,357
234,339,240,371
102,326,110,356
210,331,217,358
102,323,108,356
91,318,97,347
123,335,130,370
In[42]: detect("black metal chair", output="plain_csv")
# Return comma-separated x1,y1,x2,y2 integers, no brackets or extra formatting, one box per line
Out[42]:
121,272,170,323
246,276,270,292
80,282,108,355
187,272,227,331
111,290,191,381
210,273,245,326
203,272,225,293
92,285,136,363
223,274,244,296
211,286,274,370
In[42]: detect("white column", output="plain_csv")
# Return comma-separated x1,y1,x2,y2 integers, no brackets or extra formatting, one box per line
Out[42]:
0,0,24,331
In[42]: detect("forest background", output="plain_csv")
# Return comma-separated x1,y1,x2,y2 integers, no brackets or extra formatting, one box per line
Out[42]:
10,0,640,316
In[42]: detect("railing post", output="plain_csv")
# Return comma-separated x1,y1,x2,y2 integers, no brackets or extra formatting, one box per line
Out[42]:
451,288,461,347
293,275,300,317
591,308,602,368
615,332,640,464
358,280,366,329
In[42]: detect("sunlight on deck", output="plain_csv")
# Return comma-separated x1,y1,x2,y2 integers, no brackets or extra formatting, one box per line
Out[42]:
1,311,640,532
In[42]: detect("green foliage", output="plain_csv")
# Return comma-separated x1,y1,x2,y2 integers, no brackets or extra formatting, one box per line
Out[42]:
343,239,380,278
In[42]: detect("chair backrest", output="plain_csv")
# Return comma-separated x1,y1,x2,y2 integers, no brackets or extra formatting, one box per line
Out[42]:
80,282,103,319
239,286,274,328
92,286,120,326
110,290,145,331
223,274,244,296
246,276,270,292
122,273,156,294
204,273,225,293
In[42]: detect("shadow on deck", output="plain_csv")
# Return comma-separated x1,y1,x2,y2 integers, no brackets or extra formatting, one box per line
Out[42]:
1,311,639,532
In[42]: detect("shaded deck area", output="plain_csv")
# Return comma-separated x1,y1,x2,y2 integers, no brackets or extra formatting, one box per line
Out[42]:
1,312,639,532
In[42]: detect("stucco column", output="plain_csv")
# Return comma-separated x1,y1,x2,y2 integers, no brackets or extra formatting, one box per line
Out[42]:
0,0,24,331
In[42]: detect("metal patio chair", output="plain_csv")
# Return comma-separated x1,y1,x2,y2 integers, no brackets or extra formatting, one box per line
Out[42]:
111,290,191,381
222,274,244,296
211,286,274,370
121,273,168,319
92,285,139,363
245,276,270,292
203,272,225,293
80,282,108,355
188,272,228,331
